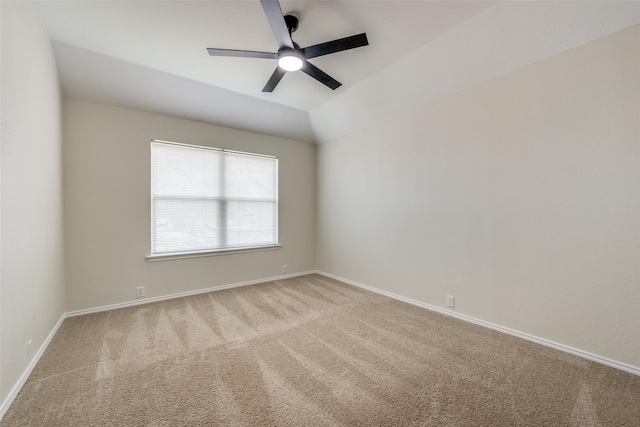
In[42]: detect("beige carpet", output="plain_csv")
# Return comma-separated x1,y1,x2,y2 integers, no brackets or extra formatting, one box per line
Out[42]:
2,274,639,426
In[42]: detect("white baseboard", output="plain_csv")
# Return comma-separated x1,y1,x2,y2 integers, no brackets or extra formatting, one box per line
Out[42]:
3,269,637,421
66,270,316,317
316,270,640,377
0,313,66,420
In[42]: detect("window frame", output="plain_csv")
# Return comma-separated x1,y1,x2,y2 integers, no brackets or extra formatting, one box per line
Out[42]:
147,139,280,261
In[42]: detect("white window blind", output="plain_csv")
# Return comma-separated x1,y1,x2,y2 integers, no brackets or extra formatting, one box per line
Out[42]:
151,140,278,255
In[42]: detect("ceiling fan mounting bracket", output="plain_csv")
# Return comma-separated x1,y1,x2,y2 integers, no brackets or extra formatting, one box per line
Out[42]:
284,14,299,34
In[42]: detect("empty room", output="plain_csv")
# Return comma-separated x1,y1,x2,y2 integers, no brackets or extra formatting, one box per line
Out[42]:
1,0,639,425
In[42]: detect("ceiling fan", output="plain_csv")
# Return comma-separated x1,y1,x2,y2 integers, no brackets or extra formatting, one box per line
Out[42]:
207,0,369,92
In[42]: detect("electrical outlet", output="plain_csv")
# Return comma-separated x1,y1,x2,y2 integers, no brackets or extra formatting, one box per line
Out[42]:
281,265,287,273
446,295,455,308
27,340,33,359
136,286,145,298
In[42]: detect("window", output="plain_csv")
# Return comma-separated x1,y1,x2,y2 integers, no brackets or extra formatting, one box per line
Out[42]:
150,140,278,257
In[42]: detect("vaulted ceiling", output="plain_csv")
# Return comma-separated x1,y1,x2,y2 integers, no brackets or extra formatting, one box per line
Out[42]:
34,1,640,143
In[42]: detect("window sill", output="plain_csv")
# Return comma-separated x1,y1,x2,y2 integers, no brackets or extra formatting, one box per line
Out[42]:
146,244,281,262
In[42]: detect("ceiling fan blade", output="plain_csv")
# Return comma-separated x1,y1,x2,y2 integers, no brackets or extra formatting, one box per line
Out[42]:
207,48,277,59
262,67,287,92
301,61,341,90
302,33,369,59
260,0,294,49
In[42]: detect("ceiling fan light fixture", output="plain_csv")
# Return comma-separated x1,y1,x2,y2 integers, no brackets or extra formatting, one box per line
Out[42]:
277,49,303,71
207,0,369,92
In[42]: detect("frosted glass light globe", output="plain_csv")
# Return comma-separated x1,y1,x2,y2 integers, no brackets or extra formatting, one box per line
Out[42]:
278,55,303,71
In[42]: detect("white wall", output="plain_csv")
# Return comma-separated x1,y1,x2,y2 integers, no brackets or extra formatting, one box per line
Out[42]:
310,1,640,143
316,25,640,369
63,99,315,312
0,2,66,402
